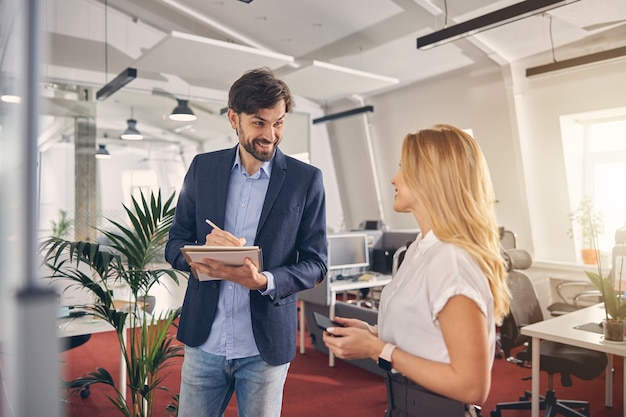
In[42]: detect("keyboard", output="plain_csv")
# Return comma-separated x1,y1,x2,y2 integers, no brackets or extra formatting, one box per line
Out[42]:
335,273,378,282
335,274,358,281
58,306,90,319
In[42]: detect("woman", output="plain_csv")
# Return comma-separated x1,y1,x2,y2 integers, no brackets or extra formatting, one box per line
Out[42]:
323,124,510,417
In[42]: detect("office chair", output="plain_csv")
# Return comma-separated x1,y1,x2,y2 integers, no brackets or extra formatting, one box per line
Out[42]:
391,245,408,277
491,254,608,417
499,227,518,250
545,281,601,317
348,287,377,310
61,334,93,398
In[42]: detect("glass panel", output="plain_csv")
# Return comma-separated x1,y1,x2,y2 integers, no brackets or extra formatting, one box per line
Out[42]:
589,120,626,152
594,162,626,250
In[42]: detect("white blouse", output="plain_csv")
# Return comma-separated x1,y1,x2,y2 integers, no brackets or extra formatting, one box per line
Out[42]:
378,231,495,366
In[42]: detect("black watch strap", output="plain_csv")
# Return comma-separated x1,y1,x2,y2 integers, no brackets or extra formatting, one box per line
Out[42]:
378,343,396,371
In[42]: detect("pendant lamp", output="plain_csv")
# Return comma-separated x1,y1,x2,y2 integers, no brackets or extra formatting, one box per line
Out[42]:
95,144,111,159
1,85,21,104
169,99,197,121
121,107,143,140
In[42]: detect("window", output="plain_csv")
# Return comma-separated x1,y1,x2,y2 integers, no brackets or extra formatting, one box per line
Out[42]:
563,112,626,257
586,119,626,251
122,170,159,207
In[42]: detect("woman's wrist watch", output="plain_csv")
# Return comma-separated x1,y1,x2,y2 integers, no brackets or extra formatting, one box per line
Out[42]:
378,343,396,371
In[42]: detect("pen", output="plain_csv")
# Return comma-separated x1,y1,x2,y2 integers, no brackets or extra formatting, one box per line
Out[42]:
205,219,221,230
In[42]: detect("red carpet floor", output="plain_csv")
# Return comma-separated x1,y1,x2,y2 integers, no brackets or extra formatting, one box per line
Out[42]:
61,322,624,417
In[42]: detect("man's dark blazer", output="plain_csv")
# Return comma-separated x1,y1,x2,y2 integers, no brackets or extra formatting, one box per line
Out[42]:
165,146,328,365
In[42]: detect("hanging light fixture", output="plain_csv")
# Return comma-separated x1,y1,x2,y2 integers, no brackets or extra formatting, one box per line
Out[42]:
95,144,111,159
0,85,21,104
169,99,197,121
120,107,143,140
95,0,136,100
416,0,580,50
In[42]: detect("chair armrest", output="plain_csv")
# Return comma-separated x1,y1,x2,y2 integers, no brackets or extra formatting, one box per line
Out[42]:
554,280,596,304
547,281,600,316
573,290,602,307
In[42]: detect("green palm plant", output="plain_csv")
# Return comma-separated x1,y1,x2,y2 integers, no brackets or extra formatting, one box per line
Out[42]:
51,209,72,238
40,189,183,417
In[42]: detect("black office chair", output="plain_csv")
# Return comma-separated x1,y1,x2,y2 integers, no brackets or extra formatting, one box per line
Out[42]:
491,265,608,417
61,334,93,398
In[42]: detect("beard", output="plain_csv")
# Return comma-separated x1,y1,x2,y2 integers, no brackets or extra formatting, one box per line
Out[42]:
241,137,277,162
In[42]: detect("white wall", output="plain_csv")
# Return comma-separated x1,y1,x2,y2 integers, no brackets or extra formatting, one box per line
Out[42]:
327,63,528,239
513,58,626,262
326,57,626,272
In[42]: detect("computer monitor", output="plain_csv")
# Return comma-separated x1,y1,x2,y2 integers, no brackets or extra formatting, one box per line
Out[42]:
327,233,370,271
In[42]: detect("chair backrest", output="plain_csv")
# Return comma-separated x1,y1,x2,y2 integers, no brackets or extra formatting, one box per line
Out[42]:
500,228,517,250
500,270,545,357
391,245,407,277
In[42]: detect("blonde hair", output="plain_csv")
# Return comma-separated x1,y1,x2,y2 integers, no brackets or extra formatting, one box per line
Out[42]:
401,124,510,323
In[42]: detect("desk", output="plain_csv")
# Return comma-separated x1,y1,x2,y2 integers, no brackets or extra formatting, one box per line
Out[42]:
59,312,130,399
58,301,163,400
59,313,113,337
521,304,626,417
298,274,392,366
58,299,148,336
328,276,392,318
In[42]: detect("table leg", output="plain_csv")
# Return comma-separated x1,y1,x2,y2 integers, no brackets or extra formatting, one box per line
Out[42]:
622,356,625,417
531,337,540,417
121,327,127,400
299,302,306,354
605,354,613,407
329,291,336,367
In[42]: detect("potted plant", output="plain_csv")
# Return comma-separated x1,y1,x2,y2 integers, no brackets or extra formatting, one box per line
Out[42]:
569,196,605,265
40,189,183,417
51,209,72,239
583,215,626,342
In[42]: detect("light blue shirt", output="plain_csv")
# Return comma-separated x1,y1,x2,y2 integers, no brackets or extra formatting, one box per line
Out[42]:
200,146,276,359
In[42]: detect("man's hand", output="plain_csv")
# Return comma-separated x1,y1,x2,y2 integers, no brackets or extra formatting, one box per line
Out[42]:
196,224,265,289
205,227,246,247
190,257,268,291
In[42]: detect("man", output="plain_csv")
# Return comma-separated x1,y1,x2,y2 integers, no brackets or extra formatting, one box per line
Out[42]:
165,67,328,417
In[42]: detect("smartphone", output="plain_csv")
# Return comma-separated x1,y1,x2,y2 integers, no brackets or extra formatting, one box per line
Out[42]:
313,312,344,331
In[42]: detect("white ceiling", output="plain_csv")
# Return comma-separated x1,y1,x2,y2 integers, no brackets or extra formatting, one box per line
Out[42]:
27,0,626,145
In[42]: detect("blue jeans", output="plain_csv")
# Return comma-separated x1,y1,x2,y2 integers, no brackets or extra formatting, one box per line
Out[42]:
178,346,290,417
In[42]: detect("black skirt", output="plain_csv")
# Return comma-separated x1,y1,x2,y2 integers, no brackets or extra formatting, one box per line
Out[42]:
383,372,480,417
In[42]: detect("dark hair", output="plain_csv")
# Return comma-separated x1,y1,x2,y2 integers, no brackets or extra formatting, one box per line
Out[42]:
228,67,294,115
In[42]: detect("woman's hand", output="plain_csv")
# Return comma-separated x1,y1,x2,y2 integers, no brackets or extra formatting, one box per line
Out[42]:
322,317,384,361
331,316,373,332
